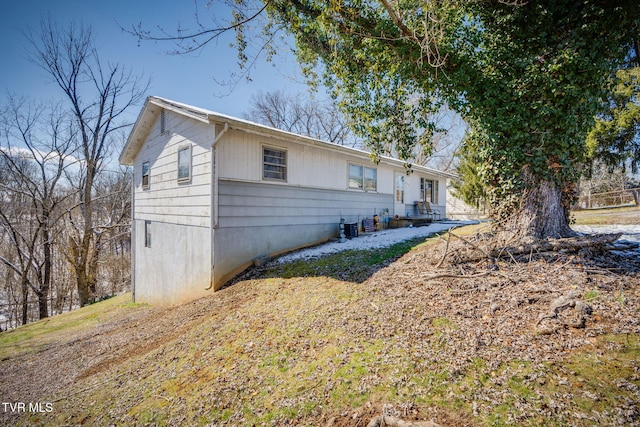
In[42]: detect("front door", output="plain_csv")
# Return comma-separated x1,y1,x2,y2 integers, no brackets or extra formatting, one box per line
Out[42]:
394,173,405,217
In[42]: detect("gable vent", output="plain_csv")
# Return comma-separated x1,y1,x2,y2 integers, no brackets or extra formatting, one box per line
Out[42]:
160,109,166,135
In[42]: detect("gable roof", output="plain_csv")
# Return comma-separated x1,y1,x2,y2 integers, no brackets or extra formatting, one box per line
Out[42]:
119,96,456,178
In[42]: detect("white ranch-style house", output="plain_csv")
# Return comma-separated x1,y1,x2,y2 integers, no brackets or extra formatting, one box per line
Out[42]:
120,96,455,305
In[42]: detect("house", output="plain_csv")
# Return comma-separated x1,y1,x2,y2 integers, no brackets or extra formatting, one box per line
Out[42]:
445,180,488,220
119,96,455,305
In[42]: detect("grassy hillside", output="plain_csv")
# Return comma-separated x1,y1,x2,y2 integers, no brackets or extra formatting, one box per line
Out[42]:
1,226,639,426
0,294,138,360
572,205,640,225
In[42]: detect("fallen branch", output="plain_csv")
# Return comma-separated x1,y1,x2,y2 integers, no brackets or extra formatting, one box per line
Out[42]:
419,271,492,281
453,233,624,263
449,231,494,260
605,242,640,251
492,233,623,258
435,232,452,269
367,415,442,427
448,286,481,294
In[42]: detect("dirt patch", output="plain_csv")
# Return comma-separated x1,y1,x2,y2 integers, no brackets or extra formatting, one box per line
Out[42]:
327,402,480,427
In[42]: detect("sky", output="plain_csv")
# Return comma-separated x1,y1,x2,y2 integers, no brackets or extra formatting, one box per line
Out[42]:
0,0,311,118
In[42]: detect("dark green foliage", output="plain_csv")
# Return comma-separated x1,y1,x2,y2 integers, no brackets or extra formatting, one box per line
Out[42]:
452,132,486,210
587,67,640,173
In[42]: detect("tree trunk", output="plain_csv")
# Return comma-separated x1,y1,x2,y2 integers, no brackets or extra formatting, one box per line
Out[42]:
506,174,576,240
37,291,48,320
21,275,29,326
38,228,52,319
76,265,91,307
76,158,96,307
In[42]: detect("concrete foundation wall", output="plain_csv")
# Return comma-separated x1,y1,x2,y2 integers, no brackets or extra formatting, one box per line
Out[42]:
134,219,211,305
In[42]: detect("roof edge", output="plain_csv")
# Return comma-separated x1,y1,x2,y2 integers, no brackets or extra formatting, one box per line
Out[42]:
119,96,458,179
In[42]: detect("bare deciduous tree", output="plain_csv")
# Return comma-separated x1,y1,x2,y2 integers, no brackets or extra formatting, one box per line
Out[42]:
27,18,147,306
244,90,359,147
0,97,76,322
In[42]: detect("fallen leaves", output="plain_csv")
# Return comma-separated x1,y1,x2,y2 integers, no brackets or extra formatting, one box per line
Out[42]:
2,231,639,426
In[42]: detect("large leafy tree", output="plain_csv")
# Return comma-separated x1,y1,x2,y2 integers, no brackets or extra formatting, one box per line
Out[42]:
135,0,639,240
586,40,640,173
269,0,639,239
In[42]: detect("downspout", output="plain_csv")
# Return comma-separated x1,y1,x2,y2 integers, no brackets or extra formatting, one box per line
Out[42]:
130,172,136,302
205,122,229,291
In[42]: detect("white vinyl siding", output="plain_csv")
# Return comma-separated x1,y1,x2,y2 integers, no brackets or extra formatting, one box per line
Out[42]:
160,109,166,135
216,129,394,194
214,179,393,285
133,109,211,228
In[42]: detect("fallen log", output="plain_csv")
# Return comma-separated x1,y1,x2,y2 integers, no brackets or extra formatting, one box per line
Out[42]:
491,233,623,258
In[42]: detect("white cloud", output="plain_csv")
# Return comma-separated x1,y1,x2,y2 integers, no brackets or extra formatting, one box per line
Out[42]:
0,145,83,166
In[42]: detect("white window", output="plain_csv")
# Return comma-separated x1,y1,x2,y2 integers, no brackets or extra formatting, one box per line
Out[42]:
349,163,363,189
421,178,439,203
263,147,287,181
364,167,377,191
142,161,150,189
144,220,151,248
349,163,377,191
177,145,192,182
396,175,405,203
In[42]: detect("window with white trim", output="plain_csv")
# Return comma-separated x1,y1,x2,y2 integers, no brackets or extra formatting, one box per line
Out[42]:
364,167,377,191
177,145,192,183
349,163,363,189
263,146,287,181
421,178,439,203
144,220,151,248
396,175,405,203
349,163,377,191
142,161,150,189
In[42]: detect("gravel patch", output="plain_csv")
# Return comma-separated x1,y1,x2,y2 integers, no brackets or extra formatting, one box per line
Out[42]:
276,220,479,262
573,224,640,243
